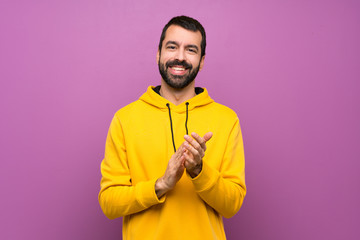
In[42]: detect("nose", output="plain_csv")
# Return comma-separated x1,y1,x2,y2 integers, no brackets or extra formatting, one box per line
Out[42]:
175,49,185,61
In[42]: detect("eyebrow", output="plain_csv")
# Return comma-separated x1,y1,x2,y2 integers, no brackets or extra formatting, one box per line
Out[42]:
165,41,199,51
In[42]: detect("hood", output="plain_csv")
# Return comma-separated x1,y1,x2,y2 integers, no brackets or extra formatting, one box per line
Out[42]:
139,86,214,113
139,86,214,153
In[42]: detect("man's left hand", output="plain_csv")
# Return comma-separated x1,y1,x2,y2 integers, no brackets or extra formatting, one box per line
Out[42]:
183,132,213,178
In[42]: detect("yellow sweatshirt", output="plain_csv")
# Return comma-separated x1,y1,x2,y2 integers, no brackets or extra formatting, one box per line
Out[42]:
99,86,246,240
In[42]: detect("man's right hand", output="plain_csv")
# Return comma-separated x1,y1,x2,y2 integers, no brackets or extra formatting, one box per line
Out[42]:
155,144,185,198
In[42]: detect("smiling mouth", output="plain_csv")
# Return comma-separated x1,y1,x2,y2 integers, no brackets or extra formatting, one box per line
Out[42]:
168,65,188,75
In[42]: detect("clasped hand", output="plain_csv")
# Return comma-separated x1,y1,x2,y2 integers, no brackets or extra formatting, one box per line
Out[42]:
183,132,213,178
156,132,213,198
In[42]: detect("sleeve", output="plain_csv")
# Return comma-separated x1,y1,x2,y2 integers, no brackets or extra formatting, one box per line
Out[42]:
98,115,165,219
189,118,246,218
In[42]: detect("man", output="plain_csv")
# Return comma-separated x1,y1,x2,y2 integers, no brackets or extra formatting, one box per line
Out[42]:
99,16,246,240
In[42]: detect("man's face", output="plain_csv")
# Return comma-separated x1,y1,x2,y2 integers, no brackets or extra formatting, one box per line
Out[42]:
157,25,205,89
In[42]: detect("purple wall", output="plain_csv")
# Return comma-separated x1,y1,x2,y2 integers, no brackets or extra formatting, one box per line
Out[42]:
1,0,359,239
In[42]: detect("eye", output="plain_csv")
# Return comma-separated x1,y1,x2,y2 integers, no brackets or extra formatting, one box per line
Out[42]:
166,45,176,50
187,48,197,54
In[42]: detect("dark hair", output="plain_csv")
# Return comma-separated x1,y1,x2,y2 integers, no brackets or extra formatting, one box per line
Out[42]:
158,16,206,58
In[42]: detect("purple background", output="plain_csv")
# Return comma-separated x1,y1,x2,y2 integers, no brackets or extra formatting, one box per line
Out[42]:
1,0,359,239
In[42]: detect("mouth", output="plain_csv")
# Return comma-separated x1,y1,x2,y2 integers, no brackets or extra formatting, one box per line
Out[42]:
168,65,188,75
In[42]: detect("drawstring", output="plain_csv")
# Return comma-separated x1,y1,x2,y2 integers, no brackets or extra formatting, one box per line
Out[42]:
185,102,189,135
166,102,190,153
166,103,177,153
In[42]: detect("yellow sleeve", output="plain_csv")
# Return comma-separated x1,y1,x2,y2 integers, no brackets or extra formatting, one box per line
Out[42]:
98,115,165,219
190,119,246,218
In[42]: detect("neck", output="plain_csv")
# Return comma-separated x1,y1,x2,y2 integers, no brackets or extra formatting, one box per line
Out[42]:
160,80,196,105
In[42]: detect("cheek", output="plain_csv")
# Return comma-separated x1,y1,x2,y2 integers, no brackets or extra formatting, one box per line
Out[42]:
190,57,201,67
163,53,175,62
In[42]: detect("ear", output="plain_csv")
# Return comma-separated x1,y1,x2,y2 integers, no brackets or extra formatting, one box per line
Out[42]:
199,55,205,71
156,50,160,64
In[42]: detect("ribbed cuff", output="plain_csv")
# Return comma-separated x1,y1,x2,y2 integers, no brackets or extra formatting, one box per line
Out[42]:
135,178,166,207
190,161,219,192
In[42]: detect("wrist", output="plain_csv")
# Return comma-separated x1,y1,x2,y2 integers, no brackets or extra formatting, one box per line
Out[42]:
188,161,203,178
155,177,171,198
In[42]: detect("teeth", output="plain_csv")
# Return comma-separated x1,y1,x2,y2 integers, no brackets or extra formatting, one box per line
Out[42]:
172,67,185,71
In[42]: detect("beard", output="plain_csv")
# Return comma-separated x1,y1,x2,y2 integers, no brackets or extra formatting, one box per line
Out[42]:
158,58,200,89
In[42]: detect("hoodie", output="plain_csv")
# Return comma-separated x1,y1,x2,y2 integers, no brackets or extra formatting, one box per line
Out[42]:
99,86,246,240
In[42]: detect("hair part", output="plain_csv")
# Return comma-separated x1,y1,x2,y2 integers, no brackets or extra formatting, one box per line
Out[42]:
158,16,206,58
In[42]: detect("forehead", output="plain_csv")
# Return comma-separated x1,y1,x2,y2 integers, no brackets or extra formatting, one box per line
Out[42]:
163,25,202,48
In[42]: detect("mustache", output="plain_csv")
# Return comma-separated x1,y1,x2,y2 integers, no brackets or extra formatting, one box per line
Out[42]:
166,60,192,69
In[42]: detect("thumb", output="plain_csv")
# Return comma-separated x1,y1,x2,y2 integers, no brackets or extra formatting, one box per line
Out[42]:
203,132,213,142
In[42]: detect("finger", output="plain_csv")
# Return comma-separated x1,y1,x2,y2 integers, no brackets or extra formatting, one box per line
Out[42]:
184,135,203,154
176,143,184,153
175,153,185,166
183,141,203,160
190,132,207,151
184,140,202,157
178,155,185,170
173,144,185,159
170,146,185,168
183,151,196,168
203,132,213,142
